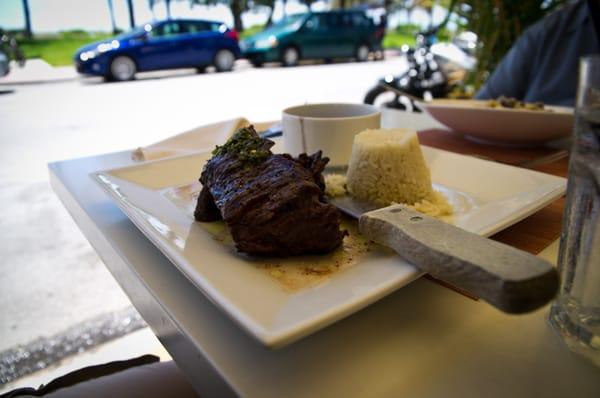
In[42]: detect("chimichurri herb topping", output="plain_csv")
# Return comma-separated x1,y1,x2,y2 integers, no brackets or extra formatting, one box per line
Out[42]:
212,126,270,164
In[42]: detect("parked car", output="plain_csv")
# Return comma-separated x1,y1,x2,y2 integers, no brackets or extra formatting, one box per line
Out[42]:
242,10,378,67
74,19,241,81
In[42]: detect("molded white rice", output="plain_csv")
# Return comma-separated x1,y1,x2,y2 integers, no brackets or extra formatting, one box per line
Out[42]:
346,128,433,206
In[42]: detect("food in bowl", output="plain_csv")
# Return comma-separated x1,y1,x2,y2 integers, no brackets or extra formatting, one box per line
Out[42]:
194,125,345,256
486,96,548,111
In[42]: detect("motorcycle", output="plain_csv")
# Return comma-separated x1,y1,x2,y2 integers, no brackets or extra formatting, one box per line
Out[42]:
364,28,476,111
0,30,25,78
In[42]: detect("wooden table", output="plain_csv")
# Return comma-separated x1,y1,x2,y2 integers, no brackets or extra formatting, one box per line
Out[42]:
49,110,600,397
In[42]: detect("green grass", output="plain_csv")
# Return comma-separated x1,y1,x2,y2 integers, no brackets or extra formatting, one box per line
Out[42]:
240,24,266,39
382,32,415,49
381,24,453,49
19,31,114,66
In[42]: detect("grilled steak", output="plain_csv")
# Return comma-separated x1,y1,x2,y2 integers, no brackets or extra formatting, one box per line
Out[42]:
194,126,345,256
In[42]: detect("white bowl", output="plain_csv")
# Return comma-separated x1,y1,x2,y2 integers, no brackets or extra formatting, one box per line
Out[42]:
417,99,574,145
282,103,381,166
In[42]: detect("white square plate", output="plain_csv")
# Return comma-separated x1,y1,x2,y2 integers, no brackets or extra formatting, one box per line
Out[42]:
93,145,566,348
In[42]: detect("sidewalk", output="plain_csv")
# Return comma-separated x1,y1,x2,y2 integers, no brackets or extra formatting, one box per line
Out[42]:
0,59,78,85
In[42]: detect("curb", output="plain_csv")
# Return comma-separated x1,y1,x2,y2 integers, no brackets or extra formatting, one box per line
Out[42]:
0,59,79,86
0,306,146,385
0,75,79,86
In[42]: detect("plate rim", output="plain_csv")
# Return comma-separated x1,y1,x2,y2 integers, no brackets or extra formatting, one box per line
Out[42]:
416,99,574,116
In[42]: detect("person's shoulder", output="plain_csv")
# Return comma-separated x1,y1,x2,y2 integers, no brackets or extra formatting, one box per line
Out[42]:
527,0,588,37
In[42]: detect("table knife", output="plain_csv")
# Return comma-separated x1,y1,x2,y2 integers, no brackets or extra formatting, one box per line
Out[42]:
328,195,559,314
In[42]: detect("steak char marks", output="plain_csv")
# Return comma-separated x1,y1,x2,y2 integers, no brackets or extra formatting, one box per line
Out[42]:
195,126,345,256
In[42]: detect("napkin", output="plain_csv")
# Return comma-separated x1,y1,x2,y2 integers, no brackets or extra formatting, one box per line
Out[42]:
132,118,275,162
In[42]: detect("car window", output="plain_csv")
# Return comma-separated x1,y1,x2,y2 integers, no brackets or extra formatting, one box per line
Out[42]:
352,13,371,28
181,21,211,33
153,22,182,37
304,13,368,30
341,13,354,28
210,23,225,32
270,14,306,32
327,13,341,28
304,14,328,31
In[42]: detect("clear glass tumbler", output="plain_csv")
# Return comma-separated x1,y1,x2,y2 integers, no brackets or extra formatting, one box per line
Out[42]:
549,56,600,366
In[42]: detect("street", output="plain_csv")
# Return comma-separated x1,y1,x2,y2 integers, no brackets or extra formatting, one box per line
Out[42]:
0,56,407,354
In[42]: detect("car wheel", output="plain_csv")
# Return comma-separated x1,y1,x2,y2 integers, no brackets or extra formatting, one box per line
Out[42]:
281,46,299,67
109,55,136,81
355,44,370,62
214,49,235,72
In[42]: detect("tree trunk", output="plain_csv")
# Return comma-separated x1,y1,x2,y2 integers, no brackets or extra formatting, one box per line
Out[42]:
21,0,32,39
165,0,172,20
427,7,434,29
266,6,275,27
126,0,136,29
107,0,118,34
384,0,393,12
282,0,287,17
438,0,458,30
148,0,156,21
231,0,244,32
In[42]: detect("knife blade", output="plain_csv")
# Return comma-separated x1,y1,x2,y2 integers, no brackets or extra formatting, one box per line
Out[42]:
328,196,559,314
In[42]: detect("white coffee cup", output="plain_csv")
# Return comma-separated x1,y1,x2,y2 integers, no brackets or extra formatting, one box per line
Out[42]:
282,103,381,166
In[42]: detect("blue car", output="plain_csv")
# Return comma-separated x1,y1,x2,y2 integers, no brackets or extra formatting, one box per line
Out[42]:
75,19,241,81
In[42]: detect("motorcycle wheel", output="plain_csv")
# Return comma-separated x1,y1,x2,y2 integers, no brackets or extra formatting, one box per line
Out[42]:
364,85,406,110
363,85,388,105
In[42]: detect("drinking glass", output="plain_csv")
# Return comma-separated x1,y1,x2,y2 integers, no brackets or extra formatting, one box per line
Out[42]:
549,56,600,366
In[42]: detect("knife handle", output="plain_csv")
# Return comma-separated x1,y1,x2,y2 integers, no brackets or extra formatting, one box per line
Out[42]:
359,205,559,314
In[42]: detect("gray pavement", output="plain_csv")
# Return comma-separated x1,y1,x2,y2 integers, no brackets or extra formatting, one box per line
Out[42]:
0,56,407,380
0,59,78,86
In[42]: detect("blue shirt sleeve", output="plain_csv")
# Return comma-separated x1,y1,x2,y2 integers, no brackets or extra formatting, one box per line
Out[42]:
475,1,598,106
475,31,534,100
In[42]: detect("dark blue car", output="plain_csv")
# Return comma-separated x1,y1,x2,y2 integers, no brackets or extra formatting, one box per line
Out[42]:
75,19,241,81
